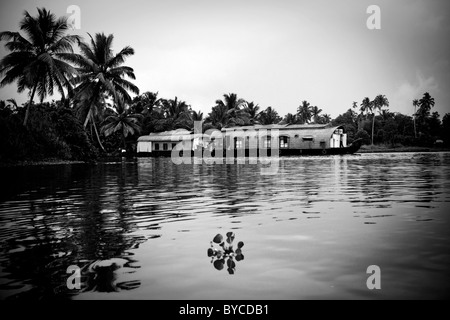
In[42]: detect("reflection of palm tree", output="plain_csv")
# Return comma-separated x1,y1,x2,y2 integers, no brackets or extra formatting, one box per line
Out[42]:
0,8,80,126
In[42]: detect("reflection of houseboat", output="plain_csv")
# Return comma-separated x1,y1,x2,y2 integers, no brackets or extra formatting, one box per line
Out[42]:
136,124,362,157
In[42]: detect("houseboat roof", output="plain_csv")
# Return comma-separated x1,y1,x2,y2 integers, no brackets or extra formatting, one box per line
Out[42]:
137,129,203,142
221,124,332,131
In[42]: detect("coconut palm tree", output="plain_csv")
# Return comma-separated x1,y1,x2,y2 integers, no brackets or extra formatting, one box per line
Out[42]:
311,106,323,123
318,113,332,124
67,32,139,150
154,97,191,131
245,101,260,124
215,93,250,126
297,101,312,124
205,103,229,130
282,113,298,125
417,92,435,122
0,8,80,126
131,91,162,115
371,94,389,145
100,96,143,150
412,99,419,138
258,106,281,125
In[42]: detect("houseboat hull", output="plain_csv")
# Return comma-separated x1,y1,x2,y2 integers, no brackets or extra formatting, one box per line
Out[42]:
138,139,363,158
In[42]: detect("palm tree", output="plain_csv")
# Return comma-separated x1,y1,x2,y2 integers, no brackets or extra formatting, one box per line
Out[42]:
191,110,203,121
0,8,80,126
258,106,281,125
68,33,139,150
412,99,419,138
205,103,229,130
311,106,323,123
155,97,191,131
245,101,260,124
360,97,373,143
318,113,332,124
417,92,435,123
282,113,298,125
371,94,389,145
131,91,162,114
101,96,143,150
297,101,312,124
217,93,250,126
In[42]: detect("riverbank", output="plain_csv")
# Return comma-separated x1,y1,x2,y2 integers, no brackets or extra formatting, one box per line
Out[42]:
358,144,450,153
0,158,90,168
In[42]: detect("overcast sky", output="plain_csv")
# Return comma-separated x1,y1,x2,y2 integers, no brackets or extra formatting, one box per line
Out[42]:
0,0,449,118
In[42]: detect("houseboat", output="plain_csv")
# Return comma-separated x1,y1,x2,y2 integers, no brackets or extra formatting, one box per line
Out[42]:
136,124,362,157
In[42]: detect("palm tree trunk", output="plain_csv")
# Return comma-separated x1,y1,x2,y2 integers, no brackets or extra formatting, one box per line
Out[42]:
23,83,38,126
84,108,92,128
371,113,375,146
413,106,417,138
91,113,106,152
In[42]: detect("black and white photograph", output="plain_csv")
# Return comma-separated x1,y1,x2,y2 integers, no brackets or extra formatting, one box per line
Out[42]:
0,0,449,306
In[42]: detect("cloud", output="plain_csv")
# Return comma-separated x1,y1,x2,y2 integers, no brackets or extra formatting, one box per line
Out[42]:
391,72,439,115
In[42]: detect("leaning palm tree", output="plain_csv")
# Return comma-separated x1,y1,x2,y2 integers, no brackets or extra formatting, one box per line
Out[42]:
68,33,139,150
101,96,143,150
0,8,80,126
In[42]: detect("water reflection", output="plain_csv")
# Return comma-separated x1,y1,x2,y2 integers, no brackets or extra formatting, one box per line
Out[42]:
0,153,449,299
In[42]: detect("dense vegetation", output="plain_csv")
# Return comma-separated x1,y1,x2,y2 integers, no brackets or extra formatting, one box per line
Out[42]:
1,8,449,163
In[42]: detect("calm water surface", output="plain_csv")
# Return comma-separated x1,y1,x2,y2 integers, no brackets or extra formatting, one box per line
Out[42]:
0,152,449,299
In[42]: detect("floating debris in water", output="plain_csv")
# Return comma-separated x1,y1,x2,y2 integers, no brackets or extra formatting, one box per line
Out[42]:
207,232,244,275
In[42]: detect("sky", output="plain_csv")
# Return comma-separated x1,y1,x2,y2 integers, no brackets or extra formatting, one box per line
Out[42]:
0,0,449,118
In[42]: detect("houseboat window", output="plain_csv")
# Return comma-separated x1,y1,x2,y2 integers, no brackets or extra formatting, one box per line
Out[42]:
163,143,168,151
263,136,271,148
235,140,243,149
302,137,314,142
154,143,160,150
279,136,289,148
294,134,299,138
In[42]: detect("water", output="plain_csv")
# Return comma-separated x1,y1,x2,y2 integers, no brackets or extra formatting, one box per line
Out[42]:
0,152,449,300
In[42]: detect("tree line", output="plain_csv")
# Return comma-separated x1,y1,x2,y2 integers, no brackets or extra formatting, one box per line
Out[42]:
1,8,449,162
